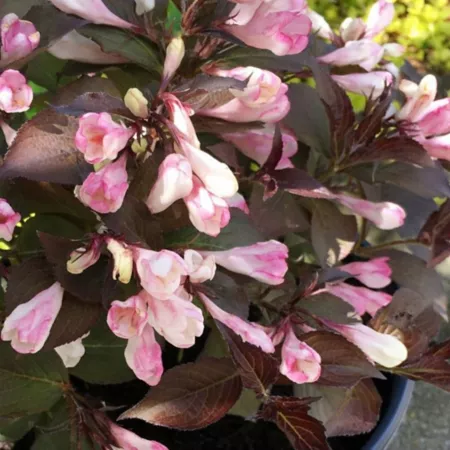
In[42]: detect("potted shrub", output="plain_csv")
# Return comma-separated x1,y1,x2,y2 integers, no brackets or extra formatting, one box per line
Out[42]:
0,1,449,449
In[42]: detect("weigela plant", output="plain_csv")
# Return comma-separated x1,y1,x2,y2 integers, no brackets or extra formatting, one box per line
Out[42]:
0,1,449,449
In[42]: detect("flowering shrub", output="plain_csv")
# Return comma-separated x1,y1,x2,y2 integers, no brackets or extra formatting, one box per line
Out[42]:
0,1,449,449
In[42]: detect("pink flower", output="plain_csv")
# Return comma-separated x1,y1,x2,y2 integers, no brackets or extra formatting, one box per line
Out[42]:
110,422,168,450
49,30,127,64
183,176,231,237
340,18,366,42
124,324,163,386
55,333,89,368
163,94,238,198
416,98,450,137
396,75,438,123
107,293,149,339
332,72,393,99
280,325,321,384
1,14,40,62
106,238,134,284
0,120,17,146
307,9,334,40
325,321,407,368
326,282,392,316
0,70,33,113
49,0,134,29
318,40,385,71
223,0,312,56
0,198,21,242
199,66,290,123
134,248,188,300
365,0,395,39
66,240,102,275
1,282,63,354
147,289,204,348
339,257,392,289
336,195,406,230
222,124,298,169
146,154,193,214
225,193,250,214
416,134,450,161
76,155,129,214
184,250,216,284
75,112,134,164
200,240,289,285
200,293,275,353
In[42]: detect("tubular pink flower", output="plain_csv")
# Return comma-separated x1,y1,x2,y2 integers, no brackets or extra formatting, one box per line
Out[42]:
0,70,33,113
1,282,64,354
331,72,393,99
0,198,21,242
200,240,289,285
110,422,168,450
339,257,392,289
365,0,395,39
184,250,216,284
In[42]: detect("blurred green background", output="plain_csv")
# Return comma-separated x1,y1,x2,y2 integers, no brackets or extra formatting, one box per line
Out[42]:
309,0,450,74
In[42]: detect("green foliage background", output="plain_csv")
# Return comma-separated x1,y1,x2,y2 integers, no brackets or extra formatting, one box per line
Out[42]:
309,0,450,74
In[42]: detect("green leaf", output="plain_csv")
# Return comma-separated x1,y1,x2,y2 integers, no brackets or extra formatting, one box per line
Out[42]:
0,414,41,441
311,201,357,267
164,210,265,251
80,25,162,74
70,320,134,384
0,343,67,416
26,53,68,91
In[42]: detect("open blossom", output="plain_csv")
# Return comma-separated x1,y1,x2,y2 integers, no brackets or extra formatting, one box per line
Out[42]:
163,94,239,199
326,321,407,368
134,248,188,300
107,294,149,339
200,293,275,353
146,154,193,214
0,70,33,113
199,66,290,123
1,14,40,62
340,257,392,289
280,326,321,384
332,72,393,99
222,124,298,169
55,333,89,368
225,193,250,214
1,282,64,354
106,238,134,284
184,250,216,284
110,422,168,450
326,282,392,316
124,324,163,386
49,30,127,64
76,155,129,214
184,176,231,237
200,240,289,285
337,195,406,230
147,289,204,348
49,0,134,29
223,0,311,56
0,198,21,242
75,113,134,164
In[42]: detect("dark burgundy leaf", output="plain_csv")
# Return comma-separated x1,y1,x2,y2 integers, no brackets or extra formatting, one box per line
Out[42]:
5,257,101,349
192,116,264,134
119,357,242,430
207,142,242,170
0,109,90,185
419,199,450,267
175,74,247,111
249,185,309,239
395,340,450,392
302,332,384,387
261,124,283,172
269,168,334,199
196,270,249,319
104,195,164,250
218,324,279,396
311,200,357,267
53,92,133,119
260,396,330,450
348,136,434,168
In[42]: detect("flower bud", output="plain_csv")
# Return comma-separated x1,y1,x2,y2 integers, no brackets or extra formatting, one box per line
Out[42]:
365,0,395,39
124,88,149,119
131,137,148,154
339,257,392,289
163,37,185,81
340,17,366,42
0,70,33,113
135,0,155,15
106,238,134,284
67,241,102,274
